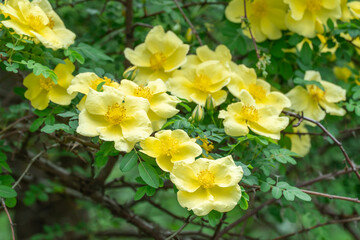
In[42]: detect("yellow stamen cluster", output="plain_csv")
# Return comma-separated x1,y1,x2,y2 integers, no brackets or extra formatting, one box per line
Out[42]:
161,137,179,157
240,105,259,122
197,137,214,153
150,52,166,71
39,76,55,91
90,76,113,91
134,86,153,100
308,85,325,101
105,103,127,125
197,170,215,189
306,0,323,12
28,15,46,30
248,84,266,102
194,74,211,92
252,0,267,16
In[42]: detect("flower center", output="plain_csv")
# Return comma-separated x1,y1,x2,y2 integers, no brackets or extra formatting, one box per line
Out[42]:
239,105,259,123
308,85,325,101
248,84,266,103
307,0,322,12
161,137,179,157
194,74,211,92
134,86,153,100
39,76,55,91
105,103,127,125
197,170,215,189
150,52,166,71
28,15,47,31
90,76,113,91
252,0,267,16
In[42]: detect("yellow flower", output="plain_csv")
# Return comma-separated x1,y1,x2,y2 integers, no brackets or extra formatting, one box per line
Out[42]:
170,156,243,216
284,0,342,38
225,0,288,42
167,60,230,107
117,79,180,131
124,25,189,85
288,122,311,157
286,70,346,121
196,137,214,154
348,1,360,19
140,130,202,172
219,90,289,140
23,59,76,110
0,0,75,50
77,86,152,152
67,72,119,110
333,62,359,83
227,64,291,112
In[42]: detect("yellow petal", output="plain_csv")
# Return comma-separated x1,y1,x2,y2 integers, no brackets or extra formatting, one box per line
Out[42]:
348,1,360,18
177,188,214,216
150,93,179,118
114,139,136,153
171,141,202,162
163,45,189,72
97,125,124,142
225,0,244,23
67,72,99,95
209,156,243,188
77,110,107,137
319,101,346,116
170,162,200,192
156,154,174,172
209,185,241,213
286,86,311,112
48,85,75,105
29,90,49,110
53,59,75,89
23,73,42,99
120,111,152,142
140,137,161,158
147,109,167,131
285,11,316,38
124,43,151,67
321,80,346,103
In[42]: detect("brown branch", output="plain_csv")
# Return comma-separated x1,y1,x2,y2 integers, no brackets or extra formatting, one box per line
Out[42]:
1,199,15,240
173,0,203,45
302,190,360,204
273,216,360,240
0,114,34,137
283,111,360,180
125,0,134,68
165,215,195,240
96,156,119,183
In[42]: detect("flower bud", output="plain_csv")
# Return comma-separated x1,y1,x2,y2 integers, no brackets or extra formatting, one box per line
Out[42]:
192,105,204,123
185,28,193,43
205,95,216,114
123,66,138,81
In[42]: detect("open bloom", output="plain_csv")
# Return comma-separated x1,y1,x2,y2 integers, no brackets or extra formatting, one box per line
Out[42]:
124,25,189,84
167,60,230,106
77,86,152,152
225,0,288,42
286,71,346,121
0,0,75,50
288,122,311,157
117,79,180,131
140,130,202,172
67,72,119,110
23,59,76,110
219,90,289,140
284,0,342,38
227,64,291,111
170,156,243,216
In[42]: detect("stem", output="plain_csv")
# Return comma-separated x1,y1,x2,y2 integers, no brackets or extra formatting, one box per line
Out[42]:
242,0,260,60
1,199,15,240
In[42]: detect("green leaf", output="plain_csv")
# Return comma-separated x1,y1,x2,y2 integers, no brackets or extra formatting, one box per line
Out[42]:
260,182,271,192
64,48,85,64
75,43,113,62
300,42,312,65
29,118,45,132
41,124,73,134
292,189,312,201
134,186,147,201
283,190,295,201
239,197,249,210
120,151,138,172
0,185,17,198
208,210,222,227
5,197,17,208
294,77,325,91
271,187,282,199
138,162,160,188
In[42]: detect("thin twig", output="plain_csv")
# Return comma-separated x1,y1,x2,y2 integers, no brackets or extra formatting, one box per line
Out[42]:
302,190,360,204
12,150,45,189
1,199,15,240
165,215,195,240
0,114,33,137
283,111,360,180
273,216,360,240
173,0,203,45
242,0,260,60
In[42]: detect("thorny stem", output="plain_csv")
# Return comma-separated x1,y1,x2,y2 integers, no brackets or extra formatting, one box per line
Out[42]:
1,199,15,240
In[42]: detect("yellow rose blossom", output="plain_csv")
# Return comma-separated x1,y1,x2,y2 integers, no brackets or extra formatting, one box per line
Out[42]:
341,0,353,21
124,25,189,84
348,1,360,19
140,130,202,172
286,70,346,121
167,60,230,107
225,0,288,42
0,0,75,50
284,0,342,38
170,156,243,216
227,64,291,112
219,90,289,140
333,62,359,83
23,59,76,110
117,79,180,131
67,72,119,110
288,122,311,157
77,86,152,153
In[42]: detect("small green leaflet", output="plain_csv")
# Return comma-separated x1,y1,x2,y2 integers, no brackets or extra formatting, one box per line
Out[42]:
294,77,325,91
138,161,160,188
0,185,17,198
120,151,138,172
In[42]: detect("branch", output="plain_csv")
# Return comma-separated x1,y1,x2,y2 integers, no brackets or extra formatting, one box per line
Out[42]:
96,156,119,183
302,190,360,204
124,0,134,68
242,0,260,60
273,216,360,240
173,0,203,45
1,199,15,240
165,215,195,240
283,111,360,180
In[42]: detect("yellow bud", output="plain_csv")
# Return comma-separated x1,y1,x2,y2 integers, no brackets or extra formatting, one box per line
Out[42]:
192,105,204,122
123,66,138,81
185,28,193,43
